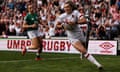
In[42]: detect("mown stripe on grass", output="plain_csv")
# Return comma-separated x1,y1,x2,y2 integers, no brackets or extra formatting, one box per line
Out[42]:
0,57,79,63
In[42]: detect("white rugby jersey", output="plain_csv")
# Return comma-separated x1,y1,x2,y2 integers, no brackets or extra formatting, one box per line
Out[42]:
55,10,85,40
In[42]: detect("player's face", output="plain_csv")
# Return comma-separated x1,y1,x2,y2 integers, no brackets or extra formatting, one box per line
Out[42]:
64,4,72,14
28,5,33,13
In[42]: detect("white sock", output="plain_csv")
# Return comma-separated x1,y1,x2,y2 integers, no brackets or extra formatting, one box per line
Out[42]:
84,53,102,67
80,53,83,60
26,46,29,50
36,53,40,56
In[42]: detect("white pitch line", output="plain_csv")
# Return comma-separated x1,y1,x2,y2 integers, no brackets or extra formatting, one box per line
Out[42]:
44,57,79,60
0,59,32,63
0,57,80,63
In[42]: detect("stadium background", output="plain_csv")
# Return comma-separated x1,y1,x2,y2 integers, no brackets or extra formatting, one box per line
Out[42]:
0,0,120,72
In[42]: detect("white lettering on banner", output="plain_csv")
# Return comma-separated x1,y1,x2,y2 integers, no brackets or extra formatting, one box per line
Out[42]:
43,40,71,51
7,40,31,49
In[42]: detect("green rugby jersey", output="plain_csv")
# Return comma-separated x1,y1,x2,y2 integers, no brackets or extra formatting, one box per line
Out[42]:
24,13,39,31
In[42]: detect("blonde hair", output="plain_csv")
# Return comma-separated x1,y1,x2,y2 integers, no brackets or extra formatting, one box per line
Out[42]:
65,1,77,11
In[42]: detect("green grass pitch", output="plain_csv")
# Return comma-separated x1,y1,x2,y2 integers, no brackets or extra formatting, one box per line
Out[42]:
0,51,120,72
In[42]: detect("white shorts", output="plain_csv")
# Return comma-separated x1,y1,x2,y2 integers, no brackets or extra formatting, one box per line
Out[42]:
27,30,44,39
69,38,86,45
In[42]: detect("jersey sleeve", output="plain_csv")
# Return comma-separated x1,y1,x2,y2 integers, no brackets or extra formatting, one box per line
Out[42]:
54,14,64,30
56,15,63,23
75,10,84,19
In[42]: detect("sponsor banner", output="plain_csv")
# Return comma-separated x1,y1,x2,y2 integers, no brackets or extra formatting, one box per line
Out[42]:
0,39,117,55
0,39,79,54
0,39,31,51
88,40,117,55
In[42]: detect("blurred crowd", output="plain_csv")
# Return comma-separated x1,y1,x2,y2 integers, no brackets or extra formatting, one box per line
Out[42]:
0,0,120,40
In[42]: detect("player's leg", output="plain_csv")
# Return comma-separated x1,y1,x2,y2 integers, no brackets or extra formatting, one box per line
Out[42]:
35,36,43,60
72,40,103,69
21,37,40,55
21,30,40,55
28,37,40,49
79,42,86,60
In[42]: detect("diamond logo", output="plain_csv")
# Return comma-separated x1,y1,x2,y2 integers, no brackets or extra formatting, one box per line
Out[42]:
99,42,114,50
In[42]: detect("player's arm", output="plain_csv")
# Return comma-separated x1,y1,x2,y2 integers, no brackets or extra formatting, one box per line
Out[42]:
55,16,63,28
23,18,37,29
76,10,87,24
55,21,63,28
23,21,37,29
77,15,87,24
67,11,86,25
